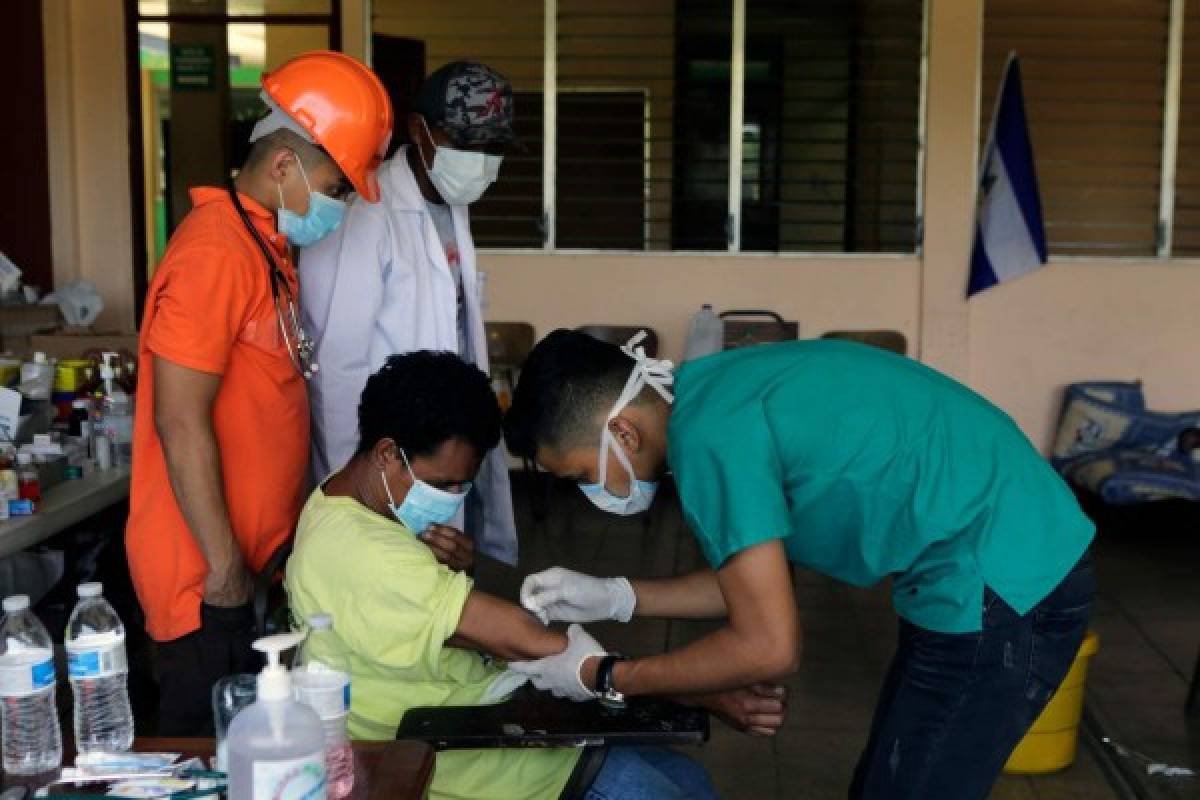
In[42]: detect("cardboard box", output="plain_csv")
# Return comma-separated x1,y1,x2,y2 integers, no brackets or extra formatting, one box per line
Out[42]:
0,307,60,355
28,331,139,361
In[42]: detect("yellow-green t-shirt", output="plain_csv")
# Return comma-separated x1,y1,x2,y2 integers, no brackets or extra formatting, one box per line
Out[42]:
285,488,579,800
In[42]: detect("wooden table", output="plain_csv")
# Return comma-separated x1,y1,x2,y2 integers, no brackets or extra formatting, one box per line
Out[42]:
4,737,436,800
0,466,130,558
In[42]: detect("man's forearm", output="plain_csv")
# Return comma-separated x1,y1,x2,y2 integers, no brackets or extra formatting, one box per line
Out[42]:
157,418,244,582
630,569,727,618
597,622,799,697
451,590,568,662
601,545,799,695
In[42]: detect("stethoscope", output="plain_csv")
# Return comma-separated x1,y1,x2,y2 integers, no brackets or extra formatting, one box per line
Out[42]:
228,181,319,379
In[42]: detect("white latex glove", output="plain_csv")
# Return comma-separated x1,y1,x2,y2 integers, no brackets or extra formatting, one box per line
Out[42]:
507,624,607,702
520,567,636,624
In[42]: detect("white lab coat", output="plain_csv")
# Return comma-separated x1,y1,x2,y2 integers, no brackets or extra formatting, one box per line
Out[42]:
298,147,518,564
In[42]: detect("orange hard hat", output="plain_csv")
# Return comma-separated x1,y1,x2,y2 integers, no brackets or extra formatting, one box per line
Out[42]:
261,51,393,203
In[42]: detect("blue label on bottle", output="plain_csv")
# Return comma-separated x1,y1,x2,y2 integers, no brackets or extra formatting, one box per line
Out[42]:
68,650,100,678
343,683,351,711
8,500,35,516
31,659,54,689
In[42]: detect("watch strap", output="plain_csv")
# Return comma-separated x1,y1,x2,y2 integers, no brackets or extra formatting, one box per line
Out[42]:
595,653,627,696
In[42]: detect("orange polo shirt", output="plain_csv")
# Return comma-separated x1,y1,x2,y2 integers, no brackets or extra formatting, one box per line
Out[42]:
126,187,310,642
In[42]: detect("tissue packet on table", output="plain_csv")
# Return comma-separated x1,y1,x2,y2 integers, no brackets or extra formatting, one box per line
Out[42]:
74,751,182,776
107,778,195,798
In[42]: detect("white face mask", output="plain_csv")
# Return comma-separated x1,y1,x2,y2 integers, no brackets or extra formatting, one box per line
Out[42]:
419,118,502,205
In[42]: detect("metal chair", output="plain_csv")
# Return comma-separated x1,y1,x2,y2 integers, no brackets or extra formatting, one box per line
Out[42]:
718,310,798,350
576,325,659,357
485,322,536,375
253,539,294,636
821,329,908,355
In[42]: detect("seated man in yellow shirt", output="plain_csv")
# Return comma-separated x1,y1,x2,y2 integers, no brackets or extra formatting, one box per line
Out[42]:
286,352,782,800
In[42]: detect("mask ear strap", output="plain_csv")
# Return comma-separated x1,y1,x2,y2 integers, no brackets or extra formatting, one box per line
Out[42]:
380,469,399,508
602,423,640,499
596,423,616,491
418,116,438,172
397,447,416,478
293,152,314,194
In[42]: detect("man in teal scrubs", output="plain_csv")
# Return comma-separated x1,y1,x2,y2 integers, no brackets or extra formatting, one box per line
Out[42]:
503,330,1095,799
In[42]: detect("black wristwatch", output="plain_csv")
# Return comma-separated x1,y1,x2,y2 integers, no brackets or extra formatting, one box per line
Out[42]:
594,654,629,709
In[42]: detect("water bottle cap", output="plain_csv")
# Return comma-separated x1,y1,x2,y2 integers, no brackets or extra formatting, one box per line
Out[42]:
307,612,333,630
702,303,713,310
3,595,29,613
77,582,103,599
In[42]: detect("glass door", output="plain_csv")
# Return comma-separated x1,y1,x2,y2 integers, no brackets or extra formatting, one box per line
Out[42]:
132,1,339,277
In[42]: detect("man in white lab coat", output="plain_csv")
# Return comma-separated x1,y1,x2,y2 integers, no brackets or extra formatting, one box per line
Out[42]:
299,62,518,564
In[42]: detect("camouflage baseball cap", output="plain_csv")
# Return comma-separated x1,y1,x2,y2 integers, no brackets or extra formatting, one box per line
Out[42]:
417,61,516,148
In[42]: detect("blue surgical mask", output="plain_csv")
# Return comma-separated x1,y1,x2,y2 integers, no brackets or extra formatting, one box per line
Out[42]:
277,156,346,247
580,473,659,516
577,331,674,517
381,449,471,534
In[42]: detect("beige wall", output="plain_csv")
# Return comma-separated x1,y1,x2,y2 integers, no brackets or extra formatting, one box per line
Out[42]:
43,0,137,333
40,0,1200,454
969,260,1200,448
480,250,921,357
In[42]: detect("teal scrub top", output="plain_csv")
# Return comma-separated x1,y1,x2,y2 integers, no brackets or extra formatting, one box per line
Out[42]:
667,339,1094,634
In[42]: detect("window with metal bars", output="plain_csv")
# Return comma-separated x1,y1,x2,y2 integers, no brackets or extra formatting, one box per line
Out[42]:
983,0,1169,257
1172,0,1200,254
370,0,925,253
741,0,923,253
372,0,546,247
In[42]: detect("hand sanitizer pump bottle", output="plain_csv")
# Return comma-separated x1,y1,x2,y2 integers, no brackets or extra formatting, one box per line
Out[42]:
226,632,327,800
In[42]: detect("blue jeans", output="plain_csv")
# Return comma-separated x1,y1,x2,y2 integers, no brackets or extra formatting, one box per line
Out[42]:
584,746,719,800
848,551,1095,800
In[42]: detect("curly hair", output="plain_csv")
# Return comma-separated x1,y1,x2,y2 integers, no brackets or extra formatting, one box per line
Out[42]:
356,351,501,459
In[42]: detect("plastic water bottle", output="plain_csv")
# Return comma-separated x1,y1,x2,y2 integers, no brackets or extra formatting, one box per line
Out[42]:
0,595,62,774
294,614,353,800
66,582,134,753
19,353,54,400
683,304,725,362
99,354,133,468
228,632,326,800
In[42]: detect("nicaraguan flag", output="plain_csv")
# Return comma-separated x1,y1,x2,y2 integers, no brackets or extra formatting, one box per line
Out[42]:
967,53,1047,296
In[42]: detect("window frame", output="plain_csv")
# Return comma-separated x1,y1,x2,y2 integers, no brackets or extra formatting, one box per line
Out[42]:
493,0,931,257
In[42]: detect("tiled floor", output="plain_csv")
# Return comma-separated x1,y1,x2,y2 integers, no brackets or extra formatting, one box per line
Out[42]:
479,478,1200,799
1081,499,1200,800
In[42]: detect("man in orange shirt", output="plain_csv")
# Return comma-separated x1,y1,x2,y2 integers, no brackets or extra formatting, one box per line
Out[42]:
126,51,392,735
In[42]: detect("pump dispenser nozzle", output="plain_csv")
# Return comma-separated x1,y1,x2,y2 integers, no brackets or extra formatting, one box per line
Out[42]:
253,631,305,701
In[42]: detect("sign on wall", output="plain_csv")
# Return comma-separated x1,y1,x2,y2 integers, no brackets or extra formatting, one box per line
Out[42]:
171,45,216,91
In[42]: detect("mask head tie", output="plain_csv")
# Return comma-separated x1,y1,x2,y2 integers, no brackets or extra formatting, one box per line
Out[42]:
597,330,676,490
